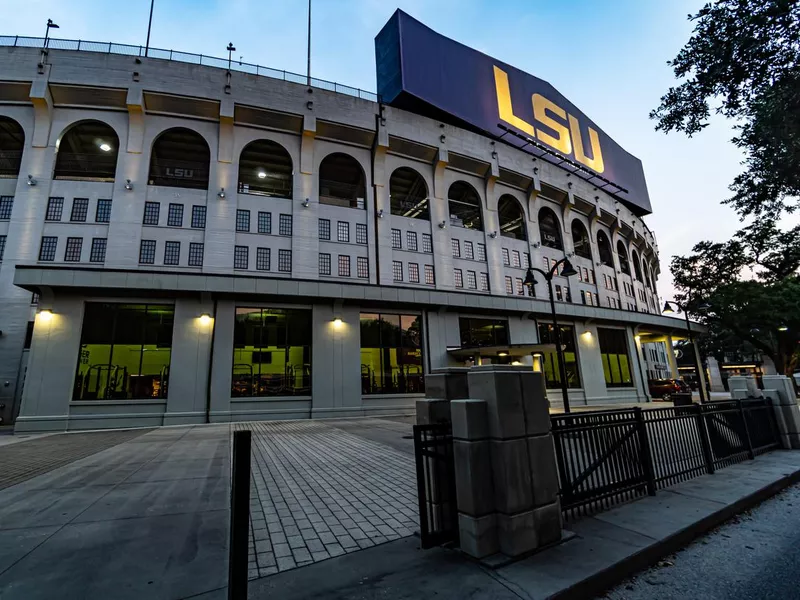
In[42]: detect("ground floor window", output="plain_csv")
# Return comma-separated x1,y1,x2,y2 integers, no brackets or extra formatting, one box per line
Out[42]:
458,317,509,348
73,303,174,400
360,313,424,395
232,308,311,397
537,323,581,388
598,327,633,387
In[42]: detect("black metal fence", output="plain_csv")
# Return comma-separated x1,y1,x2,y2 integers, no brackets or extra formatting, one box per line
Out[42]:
552,400,780,521
413,423,459,549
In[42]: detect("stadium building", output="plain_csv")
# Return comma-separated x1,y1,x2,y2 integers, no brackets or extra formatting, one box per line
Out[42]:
0,11,698,431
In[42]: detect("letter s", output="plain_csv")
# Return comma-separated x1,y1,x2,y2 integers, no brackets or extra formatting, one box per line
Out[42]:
532,94,572,156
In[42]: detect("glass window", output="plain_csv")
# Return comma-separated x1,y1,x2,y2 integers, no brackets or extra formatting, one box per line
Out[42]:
163,241,180,265
464,241,474,260
70,198,89,222
191,205,206,229
318,218,330,240
572,220,591,259
516,278,524,295
45,197,64,221
505,276,513,294
422,234,433,253
0,235,6,261
512,250,521,268
74,303,174,400
319,153,366,209
454,268,463,288
258,211,272,234
459,317,508,347
391,228,401,249
538,207,563,250
149,128,210,189
360,313,424,395
357,256,369,279
502,248,510,266
64,237,82,262
477,243,486,262
597,231,613,266
409,262,420,283
143,202,160,226
632,249,644,281
447,181,483,230
234,245,248,269
498,195,527,240
339,255,351,277
168,203,184,227
424,264,435,285
55,120,119,181
480,272,489,291
139,239,156,264
188,242,204,266
337,221,349,243
319,253,331,275
598,328,633,387
0,196,13,219
95,199,112,223
356,223,367,245
278,249,291,272
238,139,293,198
451,239,460,258
467,270,477,289
389,167,429,220
232,308,311,397
256,247,270,271
39,236,57,261
279,214,293,236
537,323,581,388
406,231,418,251
393,260,403,281
236,209,250,232
617,240,630,275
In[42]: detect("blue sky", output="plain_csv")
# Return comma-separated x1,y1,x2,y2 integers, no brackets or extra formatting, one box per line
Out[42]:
4,0,757,297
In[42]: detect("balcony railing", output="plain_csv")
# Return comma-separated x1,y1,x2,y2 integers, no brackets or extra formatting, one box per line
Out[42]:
148,158,210,190
53,152,117,181
0,35,379,103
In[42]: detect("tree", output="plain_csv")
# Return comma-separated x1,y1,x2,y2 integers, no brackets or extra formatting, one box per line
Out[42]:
652,0,800,218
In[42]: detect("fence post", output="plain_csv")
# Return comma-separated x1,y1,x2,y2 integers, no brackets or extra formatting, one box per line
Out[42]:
738,399,755,460
228,430,251,600
694,403,715,474
634,407,656,496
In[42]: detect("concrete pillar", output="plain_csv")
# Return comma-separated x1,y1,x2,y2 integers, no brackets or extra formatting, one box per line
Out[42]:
665,335,679,379
763,375,800,449
707,356,725,392
416,367,470,425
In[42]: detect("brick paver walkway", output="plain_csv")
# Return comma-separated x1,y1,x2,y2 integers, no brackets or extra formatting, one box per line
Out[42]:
236,420,418,578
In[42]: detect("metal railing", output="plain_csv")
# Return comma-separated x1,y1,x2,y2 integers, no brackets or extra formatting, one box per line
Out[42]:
413,423,459,549
0,35,379,103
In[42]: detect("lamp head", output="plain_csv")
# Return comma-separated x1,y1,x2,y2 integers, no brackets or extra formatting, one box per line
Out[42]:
560,258,578,278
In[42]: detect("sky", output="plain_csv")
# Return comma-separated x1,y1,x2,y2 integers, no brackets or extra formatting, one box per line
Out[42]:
2,0,757,299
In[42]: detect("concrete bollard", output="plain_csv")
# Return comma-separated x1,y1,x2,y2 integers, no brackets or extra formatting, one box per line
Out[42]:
761,376,800,449
418,368,471,425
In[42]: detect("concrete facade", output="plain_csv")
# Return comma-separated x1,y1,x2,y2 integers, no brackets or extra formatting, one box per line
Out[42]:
0,44,696,431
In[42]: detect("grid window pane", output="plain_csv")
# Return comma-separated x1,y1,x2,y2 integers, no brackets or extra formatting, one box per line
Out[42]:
339,255,351,277
279,214,293,236
422,233,433,253
168,203,184,227
95,199,112,223
406,231,418,251
391,228,401,249
258,211,272,234
337,221,349,243
357,256,369,279
424,264,435,285
464,240,474,260
143,202,160,225
319,218,330,240
502,248,510,266
234,245,248,269
164,241,180,265
356,223,367,245
477,243,486,261
0,196,13,220
505,276,513,295
392,260,403,281
70,198,89,222
467,270,477,289
63,237,82,262
480,272,489,291
139,239,156,264
319,253,331,275
191,205,207,229
188,242,204,266
236,209,250,232
451,239,461,258
256,247,270,271
0,235,5,261
39,236,57,261
409,262,419,283
512,250,521,268
516,278,524,295
45,197,64,221
454,268,463,288
278,249,291,272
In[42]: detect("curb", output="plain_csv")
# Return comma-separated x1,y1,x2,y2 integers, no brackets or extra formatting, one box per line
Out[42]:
550,463,800,599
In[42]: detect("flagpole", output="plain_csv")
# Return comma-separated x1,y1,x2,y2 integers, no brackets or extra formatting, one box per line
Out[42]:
306,0,311,86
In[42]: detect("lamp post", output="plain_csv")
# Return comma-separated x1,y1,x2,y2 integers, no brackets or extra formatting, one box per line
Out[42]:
662,299,710,403
145,0,154,57
524,257,578,413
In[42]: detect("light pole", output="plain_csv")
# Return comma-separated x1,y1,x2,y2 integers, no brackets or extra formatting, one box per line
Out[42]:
524,257,579,413
662,299,710,403
41,18,59,67
145,0,155,57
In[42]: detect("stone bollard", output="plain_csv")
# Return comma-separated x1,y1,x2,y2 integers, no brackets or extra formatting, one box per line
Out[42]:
727,376,750,398
417,367,470,425
762,375,800,449
450,365,562,560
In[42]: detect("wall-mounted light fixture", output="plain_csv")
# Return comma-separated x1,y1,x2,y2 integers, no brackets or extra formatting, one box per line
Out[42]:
198,313,213,326
332,317,343,328
491,151,498,159
568,182,573,189
125,179,133,191
302,198,310,208
533,167,539,175
37,309,53,321
532,241,541,248
488,231,497,238
306,101,313,110
377,209,384,218
217,188,226,199
27,175,36,186
438,221,447,229
439,134,446,143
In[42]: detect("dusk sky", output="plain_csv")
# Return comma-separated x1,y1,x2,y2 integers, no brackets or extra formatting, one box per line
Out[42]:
3,0,772,299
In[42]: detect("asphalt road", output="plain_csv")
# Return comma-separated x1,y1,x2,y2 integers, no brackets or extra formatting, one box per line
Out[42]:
602,482,800,600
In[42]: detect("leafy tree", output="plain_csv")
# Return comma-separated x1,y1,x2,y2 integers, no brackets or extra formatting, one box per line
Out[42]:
652,0,800,218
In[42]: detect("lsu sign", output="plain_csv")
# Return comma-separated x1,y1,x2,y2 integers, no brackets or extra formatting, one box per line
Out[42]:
375,10,652,215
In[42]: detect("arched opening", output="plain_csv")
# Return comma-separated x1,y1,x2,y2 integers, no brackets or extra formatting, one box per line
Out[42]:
617,240,631,275
597,230,613,267
448,181,483,230
389,167,429,219
54,120,119,181
0,116,24,178
644,260,653,289
498,195,527,240
238,139,293,198
538,207,563,250
632,249,644,281
571,219,591,259
319,153,366,209
149,127,210,190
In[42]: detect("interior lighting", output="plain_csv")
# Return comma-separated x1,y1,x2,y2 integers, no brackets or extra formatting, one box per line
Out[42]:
257,171,267,179
99,142,112,152
497,351,508,357
778,325,789,332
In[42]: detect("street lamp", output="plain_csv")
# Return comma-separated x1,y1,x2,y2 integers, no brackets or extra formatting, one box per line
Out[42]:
43,18,59,48
524,257,578,413
662,299,708,403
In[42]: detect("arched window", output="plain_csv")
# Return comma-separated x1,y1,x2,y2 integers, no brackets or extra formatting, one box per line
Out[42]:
389,167,429,220
498,195,527,240
238,139,293,198
597,231,613,267
616,240,631,275
631,249,644,281
538,207,563,250
448,181,483,230
319,153,366,209
0,116,24,178
54,120,119,181
149,127,210,190
644,261,653,289
571,220,591,259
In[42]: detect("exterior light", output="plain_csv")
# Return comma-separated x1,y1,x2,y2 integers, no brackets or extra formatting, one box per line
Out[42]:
582,329,592,337
125,179,133,191
38,309,53,321
438,221,447,229
778,325,789,332
662,302,674,314
302,198,310,208
27,175,36,186
218,188,226,199
488,231,497,238
378,209,384,218
497,351,508,357
99,143,112,152
332,317,343,328
523,268,537,288
510,360,522,366
199,313,212,326
257,171,267,179
560,258,578,278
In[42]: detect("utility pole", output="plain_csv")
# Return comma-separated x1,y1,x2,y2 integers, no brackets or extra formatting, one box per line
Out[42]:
145,0,155,57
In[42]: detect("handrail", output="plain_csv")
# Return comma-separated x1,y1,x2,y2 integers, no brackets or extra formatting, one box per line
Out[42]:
0,35,379,103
